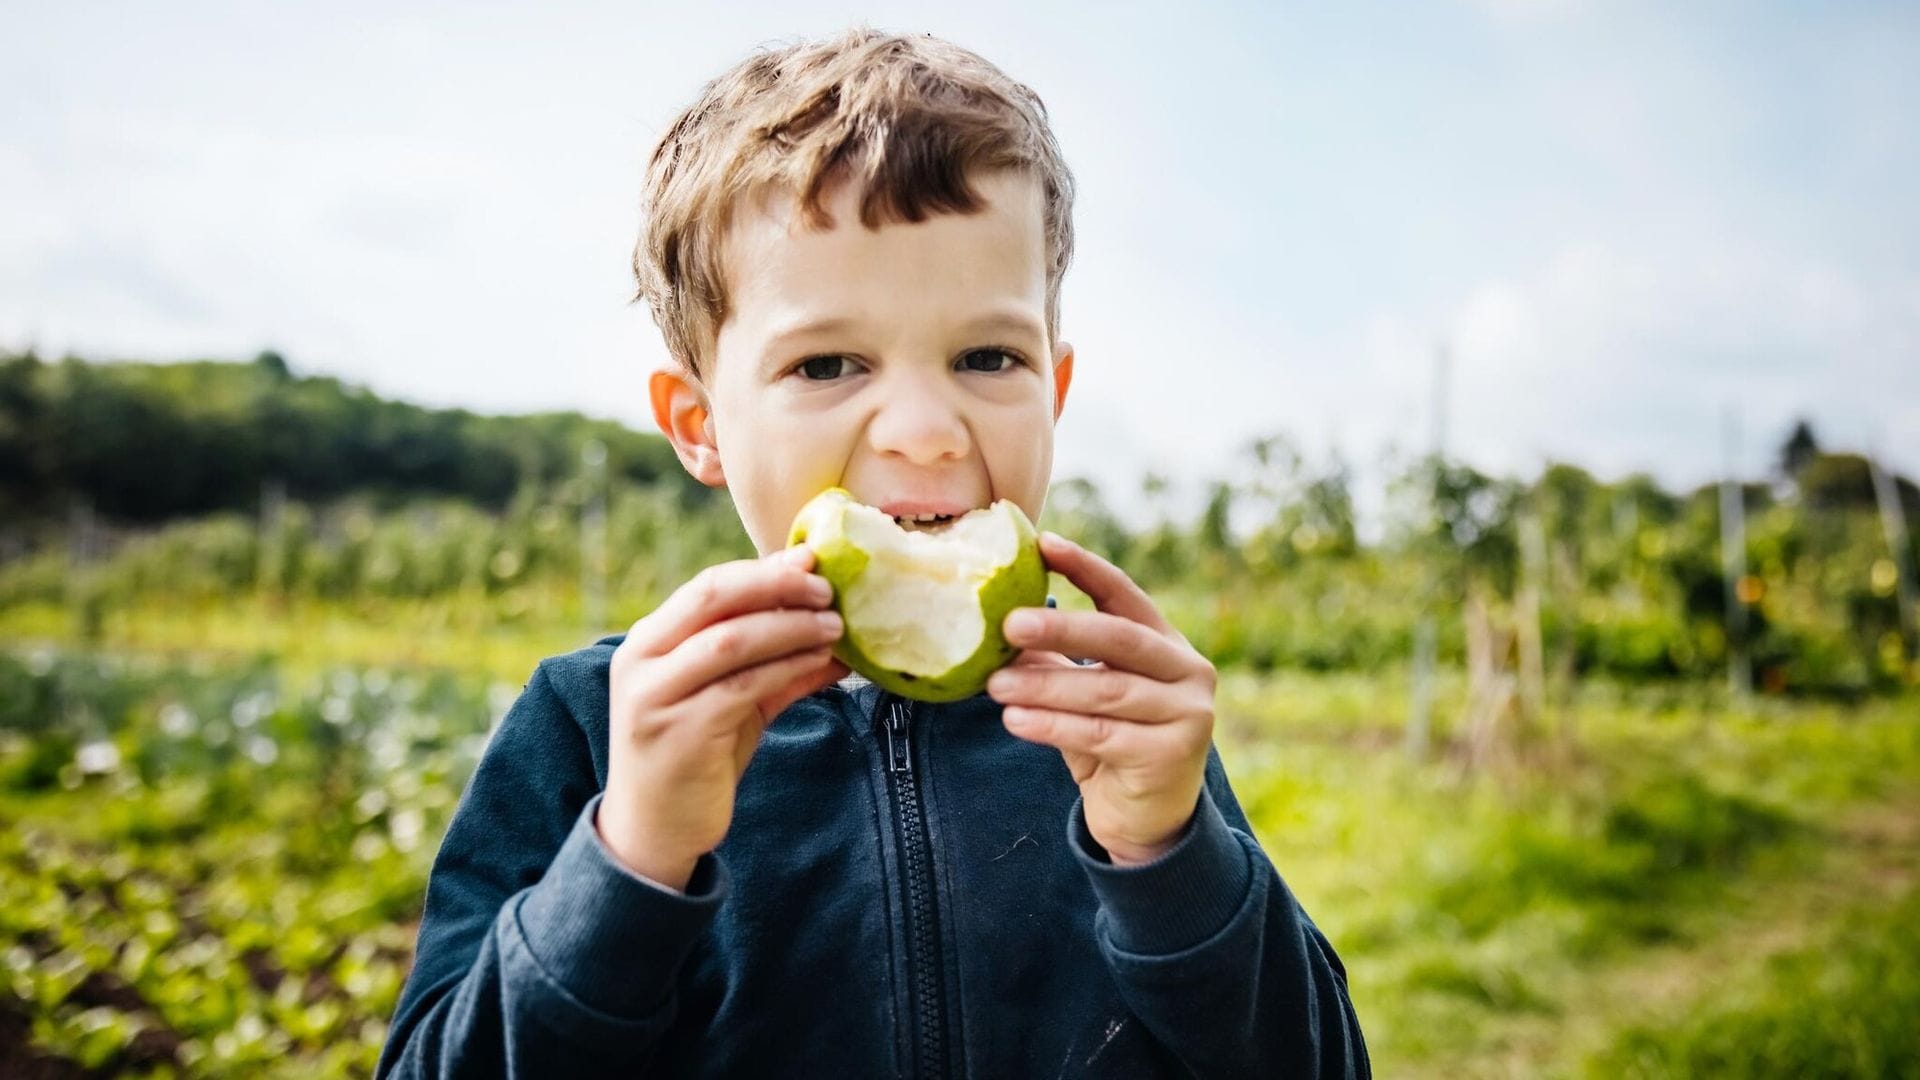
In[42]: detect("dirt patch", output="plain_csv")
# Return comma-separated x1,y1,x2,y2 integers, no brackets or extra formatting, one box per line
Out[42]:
241,946,286,994
0,998,88,1080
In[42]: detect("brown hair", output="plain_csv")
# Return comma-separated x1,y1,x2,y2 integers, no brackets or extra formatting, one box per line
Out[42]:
632,28,1076,377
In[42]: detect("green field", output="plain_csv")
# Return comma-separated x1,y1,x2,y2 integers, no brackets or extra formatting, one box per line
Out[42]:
3,610,1916,1077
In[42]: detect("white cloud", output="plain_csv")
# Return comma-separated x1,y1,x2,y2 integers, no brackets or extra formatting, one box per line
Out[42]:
1439,240,1920,484
4,1,1919,534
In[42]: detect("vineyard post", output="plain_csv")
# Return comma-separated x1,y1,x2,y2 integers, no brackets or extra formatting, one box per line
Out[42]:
258,476,287,605
1612,487,1640,609
1719,405,1750,702
1517,502,1547,749
1407,341,1449,758
582,439,609,637
1866,449,1918,665
1407,620,1437,760
66,493,102,642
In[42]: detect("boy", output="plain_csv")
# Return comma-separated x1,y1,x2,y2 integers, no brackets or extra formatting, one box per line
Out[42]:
379,28,1367,1079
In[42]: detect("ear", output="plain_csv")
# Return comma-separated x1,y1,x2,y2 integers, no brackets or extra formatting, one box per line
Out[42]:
1050,340,1075,424
649,367,727,488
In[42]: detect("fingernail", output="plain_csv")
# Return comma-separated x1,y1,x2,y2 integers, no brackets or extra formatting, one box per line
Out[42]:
816,611,843,635
808,575,833,603
1005,611,1039,638
782,545,813,564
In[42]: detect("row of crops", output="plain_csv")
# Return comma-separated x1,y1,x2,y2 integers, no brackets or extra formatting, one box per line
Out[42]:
7,472,1914,697
0,647,510,1077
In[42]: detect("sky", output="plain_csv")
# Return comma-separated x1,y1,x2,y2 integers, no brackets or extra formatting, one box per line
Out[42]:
5,0,1918,528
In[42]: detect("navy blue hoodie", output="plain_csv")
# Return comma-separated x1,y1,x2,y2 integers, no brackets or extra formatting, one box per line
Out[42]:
377,632,1368,1078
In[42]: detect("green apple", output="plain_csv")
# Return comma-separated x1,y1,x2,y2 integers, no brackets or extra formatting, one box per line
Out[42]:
787,487,1048,703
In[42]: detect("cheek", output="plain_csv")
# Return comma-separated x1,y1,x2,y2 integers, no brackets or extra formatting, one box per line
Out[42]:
754,400,857,479
977,393,1055,508
715,395,862,541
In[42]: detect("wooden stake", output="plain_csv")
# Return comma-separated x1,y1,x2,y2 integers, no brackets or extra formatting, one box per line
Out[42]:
1720,406,1750,701
1517,507,1547,746
1408,616,1436,760
1407,341,1450,758
258,476,287,605
581,439,609,638
1867,450,1918,663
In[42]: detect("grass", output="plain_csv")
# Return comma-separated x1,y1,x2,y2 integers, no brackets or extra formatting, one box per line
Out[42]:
0,595,584,687
1211,669,1920,1077
0,648,495,1077
1593,882,1920,1078
2,601,1918,1076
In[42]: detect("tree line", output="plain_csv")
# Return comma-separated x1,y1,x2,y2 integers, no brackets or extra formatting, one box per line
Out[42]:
0,349,702,528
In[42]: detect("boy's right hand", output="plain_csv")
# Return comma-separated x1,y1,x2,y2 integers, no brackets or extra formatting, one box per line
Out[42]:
597,546,848,890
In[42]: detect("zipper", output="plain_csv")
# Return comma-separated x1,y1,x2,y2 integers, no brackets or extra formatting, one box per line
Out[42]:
879,693,950,1079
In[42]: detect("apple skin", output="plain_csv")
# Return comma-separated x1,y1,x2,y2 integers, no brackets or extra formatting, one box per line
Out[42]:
788,487,1048,703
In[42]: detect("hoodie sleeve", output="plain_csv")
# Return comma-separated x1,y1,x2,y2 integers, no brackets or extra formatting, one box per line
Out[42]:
376,664,728,1079
1066,744,1370,1079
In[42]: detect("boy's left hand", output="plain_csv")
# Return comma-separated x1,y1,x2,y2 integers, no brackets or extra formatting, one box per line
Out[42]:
987,532,1216,866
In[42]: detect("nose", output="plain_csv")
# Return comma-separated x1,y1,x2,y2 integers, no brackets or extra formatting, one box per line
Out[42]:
865,367,970,466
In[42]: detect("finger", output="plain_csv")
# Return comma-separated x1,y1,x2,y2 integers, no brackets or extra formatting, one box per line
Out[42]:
1002,607,1191,682
1001,705,1153,763
627,548,832,657
1037,533,1176,636
652,607,844,703
755,658,852,722
987,665,1187,723
1005,647,1079,671
687,645,838,727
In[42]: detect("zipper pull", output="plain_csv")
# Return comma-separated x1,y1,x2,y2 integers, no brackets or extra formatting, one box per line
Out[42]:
884,699,914,774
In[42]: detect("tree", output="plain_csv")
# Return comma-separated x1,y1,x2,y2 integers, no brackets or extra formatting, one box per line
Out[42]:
1197,480,1235,556
1041,477,1129,561
253,349,293,381
0,351,707,527
1799,453,1879,511
1778,418,1820,479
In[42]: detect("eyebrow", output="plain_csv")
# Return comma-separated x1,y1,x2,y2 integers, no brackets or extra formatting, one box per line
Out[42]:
961,311,1048,341
763,316,858,354
763,310,1047,355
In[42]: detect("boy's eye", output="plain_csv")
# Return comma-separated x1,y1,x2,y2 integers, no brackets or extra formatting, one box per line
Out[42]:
798,355,853,380
958,349,1020,373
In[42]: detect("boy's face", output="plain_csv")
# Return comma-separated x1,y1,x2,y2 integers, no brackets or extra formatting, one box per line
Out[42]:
651,169,1074,554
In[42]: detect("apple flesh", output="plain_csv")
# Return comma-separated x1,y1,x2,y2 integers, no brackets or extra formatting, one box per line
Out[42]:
787,487,1048,703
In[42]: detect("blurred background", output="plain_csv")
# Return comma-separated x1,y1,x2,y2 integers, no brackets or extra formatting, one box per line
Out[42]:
3,2,1917,1076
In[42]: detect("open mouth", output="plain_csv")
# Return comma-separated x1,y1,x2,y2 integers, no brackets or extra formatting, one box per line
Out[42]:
892,512,959,532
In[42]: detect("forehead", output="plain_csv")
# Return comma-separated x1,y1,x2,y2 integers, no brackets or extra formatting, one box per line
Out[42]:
718,170,1049,344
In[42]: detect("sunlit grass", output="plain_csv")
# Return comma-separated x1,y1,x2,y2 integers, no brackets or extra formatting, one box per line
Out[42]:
1212,672,1920,1076
0,595,590,686
1593,885,1920,1077
2,631,1916,1076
